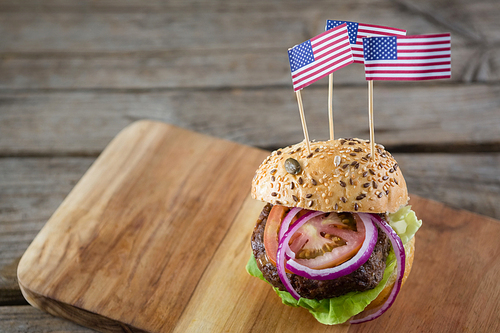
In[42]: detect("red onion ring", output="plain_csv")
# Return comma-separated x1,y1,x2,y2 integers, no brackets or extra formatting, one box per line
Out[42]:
285,213,377,280
279,207,301,240
278,207,302,258
349,213,406,324
276,211,325,300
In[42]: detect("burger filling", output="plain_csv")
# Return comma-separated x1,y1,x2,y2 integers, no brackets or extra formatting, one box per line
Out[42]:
251,203,390,300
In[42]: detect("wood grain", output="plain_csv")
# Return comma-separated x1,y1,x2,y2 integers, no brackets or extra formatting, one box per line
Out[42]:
2,0,500,330
17,120,268,332
0,305,95,333
16,120,500,332
350,196,500,333
1,84,499,156
0,46,485,90
0,3,464,53
1,152,498,308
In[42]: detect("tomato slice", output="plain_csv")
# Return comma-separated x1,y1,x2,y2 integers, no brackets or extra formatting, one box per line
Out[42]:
290,213,365,269
263,205,288,267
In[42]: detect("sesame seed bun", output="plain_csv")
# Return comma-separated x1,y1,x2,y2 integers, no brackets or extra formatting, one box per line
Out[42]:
251,138,408,214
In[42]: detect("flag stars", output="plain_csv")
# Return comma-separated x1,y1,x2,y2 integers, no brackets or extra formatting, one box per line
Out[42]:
326,20,358,45
363,36,397,61
288,40,315,72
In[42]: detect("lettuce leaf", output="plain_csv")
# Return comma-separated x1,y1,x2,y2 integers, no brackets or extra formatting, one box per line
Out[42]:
387,206,422,245
246,250,396,325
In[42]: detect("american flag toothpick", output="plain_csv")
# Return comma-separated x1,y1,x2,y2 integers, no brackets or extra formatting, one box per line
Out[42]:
288,23,354,153
325,20,406,142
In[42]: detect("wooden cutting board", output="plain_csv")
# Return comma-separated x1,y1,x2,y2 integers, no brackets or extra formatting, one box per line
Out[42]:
17,120,500,333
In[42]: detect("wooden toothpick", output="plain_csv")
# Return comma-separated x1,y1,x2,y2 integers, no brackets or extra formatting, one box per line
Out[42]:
295,90,311,154
368,80,375,159
328,73,334,141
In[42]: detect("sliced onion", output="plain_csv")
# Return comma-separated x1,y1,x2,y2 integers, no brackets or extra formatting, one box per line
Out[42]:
279,207,302,258
276,211,324,300
349,213,406,324
279,207,301,240
285,213,377,280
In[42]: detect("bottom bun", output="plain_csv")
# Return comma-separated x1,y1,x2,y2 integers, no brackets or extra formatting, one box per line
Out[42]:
363,236,415,311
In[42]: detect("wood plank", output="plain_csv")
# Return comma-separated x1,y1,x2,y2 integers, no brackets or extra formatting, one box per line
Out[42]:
394,153,500,220
1,84,499,155
0,305,95,333
0,46,485,90
0,3,467,54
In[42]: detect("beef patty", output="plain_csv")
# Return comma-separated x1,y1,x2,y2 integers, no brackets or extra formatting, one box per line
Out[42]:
251,204,391,300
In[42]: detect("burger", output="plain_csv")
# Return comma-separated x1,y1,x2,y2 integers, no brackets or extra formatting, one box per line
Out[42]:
246,138,422,325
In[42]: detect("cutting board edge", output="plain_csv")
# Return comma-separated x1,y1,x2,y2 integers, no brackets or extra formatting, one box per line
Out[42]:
18,277,148,333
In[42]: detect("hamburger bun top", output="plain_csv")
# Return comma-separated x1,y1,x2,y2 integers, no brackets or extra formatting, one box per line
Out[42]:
251,138,408,213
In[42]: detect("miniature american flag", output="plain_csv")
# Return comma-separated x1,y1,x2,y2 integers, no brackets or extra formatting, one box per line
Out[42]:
326,20,406,63
288,23,353,91
363,33,451,80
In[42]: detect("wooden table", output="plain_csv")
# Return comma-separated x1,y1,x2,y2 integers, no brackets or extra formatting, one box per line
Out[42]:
0,1,499,332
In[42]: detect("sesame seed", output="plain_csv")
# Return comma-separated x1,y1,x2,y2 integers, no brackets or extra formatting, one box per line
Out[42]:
292,195,299,202
394,164,398,171
270,169,277,175
386,190,389,195
350,153,357,156
342,164,349,169
369,169,375,175
298,177,303,185
373,181,378,189
378,193,383,198
325,198,330,204
354,148,363,152
356,194,366,200
277,151,282,155
335,203,339,210
363,171,368,177
363,183,370,188
340,180,346,187
350,178,354,185
340,140,346,145
341,197,347,203
308,200,314,207
271,192,277,197
348,142,356,145
271,176,275,182
307,153,313,158
276,200,282,205
394,178,399,185
354,203,359,211
291,182,295,189
311,179,317,186
389,168,394,173
334,155,341,167
382,176,389,180
315,148,320,152
306,194,313,198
